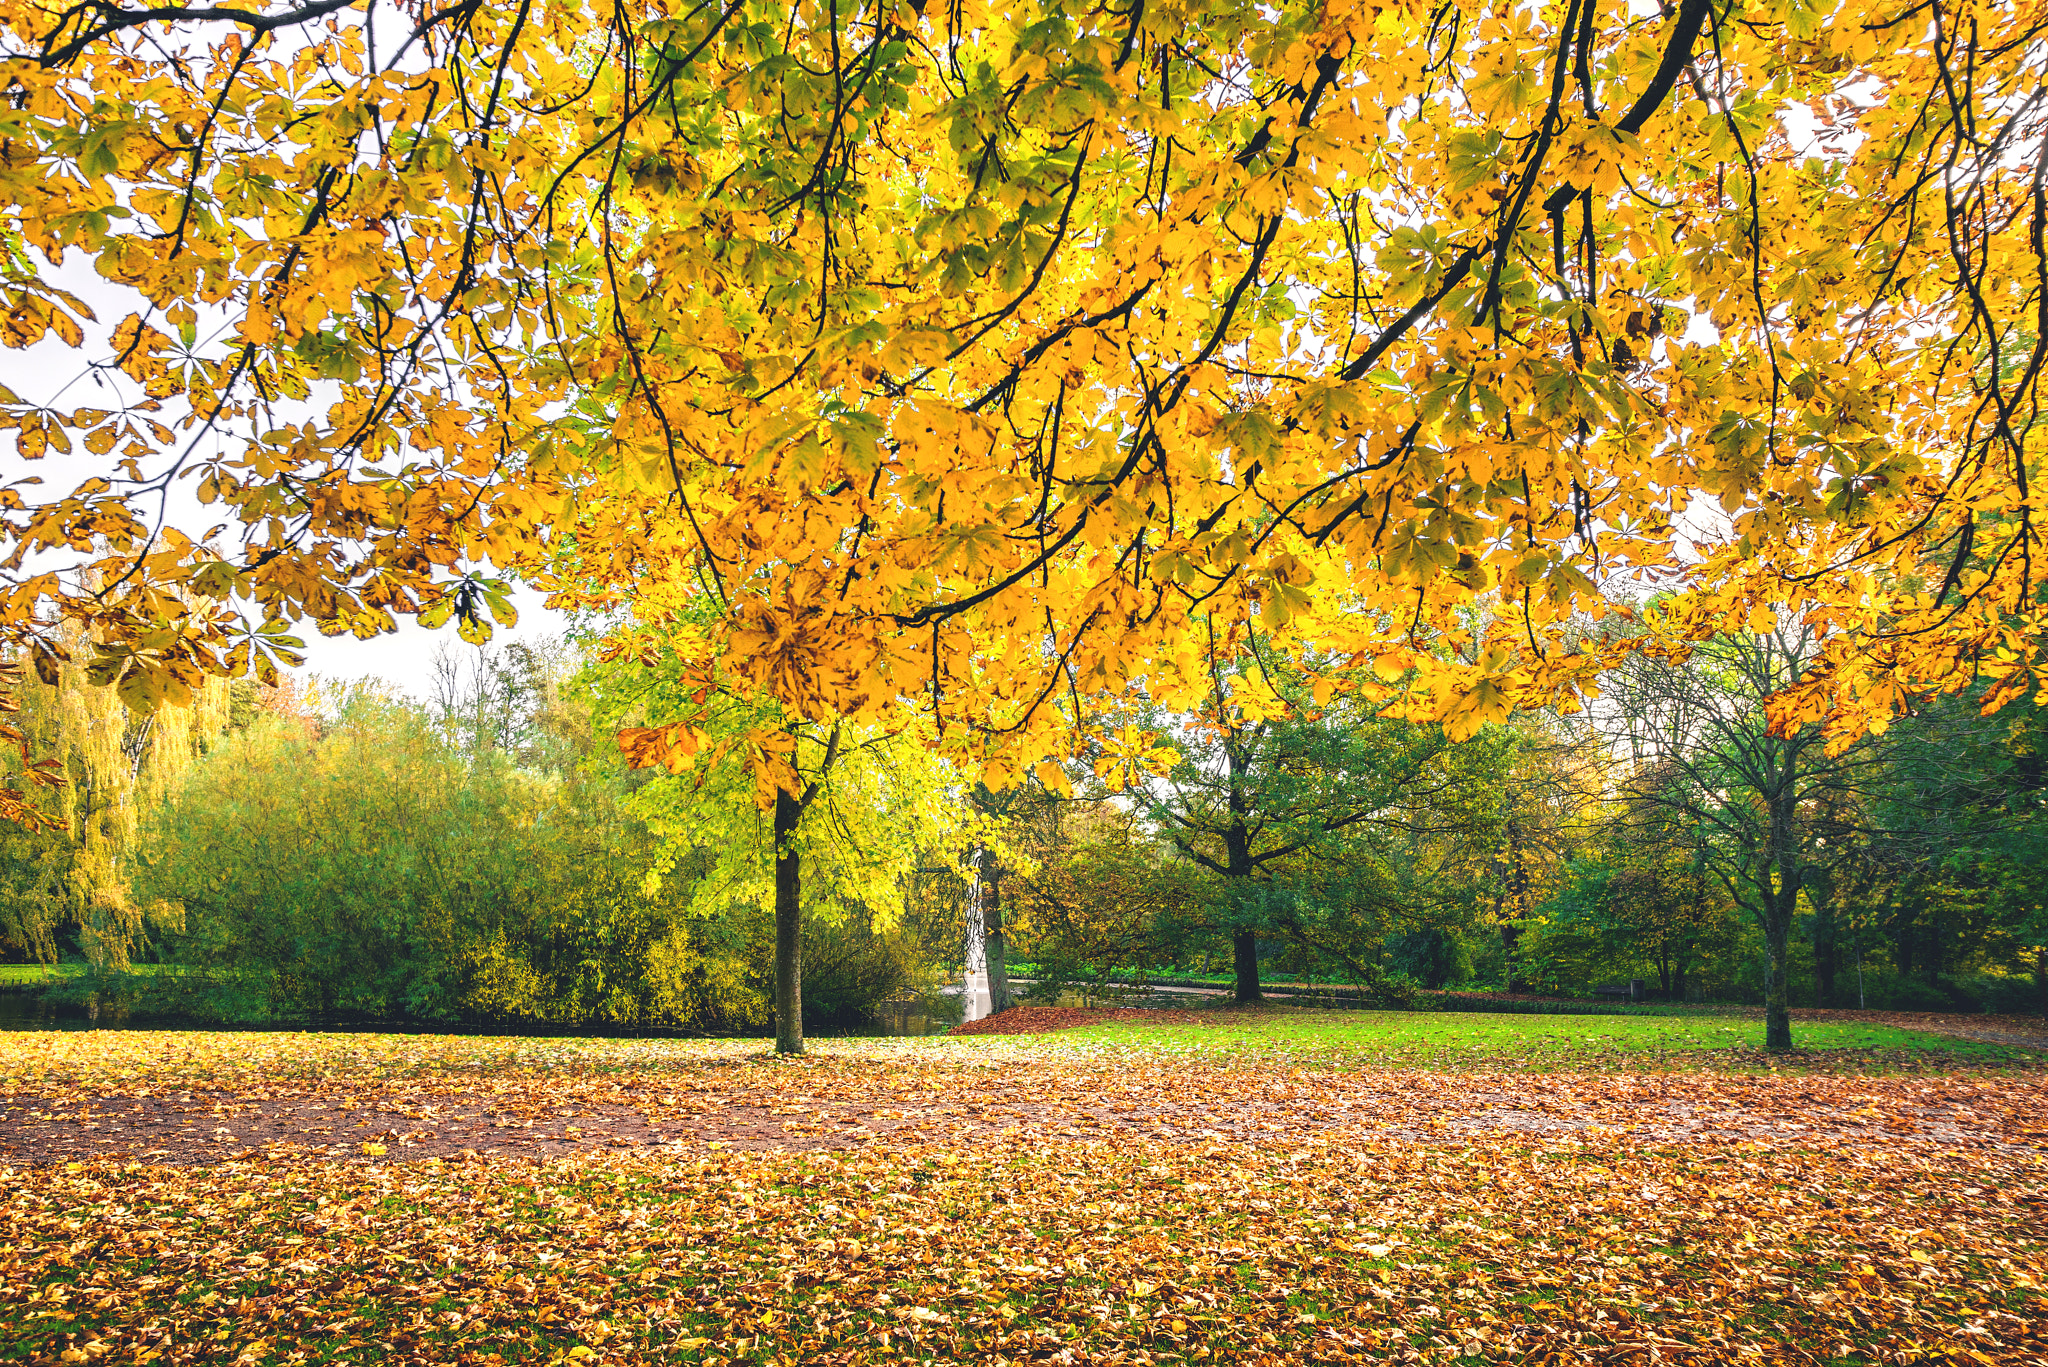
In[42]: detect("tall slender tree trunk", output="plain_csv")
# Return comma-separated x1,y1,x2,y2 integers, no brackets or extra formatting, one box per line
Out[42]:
1760,775,1801,1051
1892,901,1917,978
773,788,804,1056
986,866,1012,1013
1226,741,1260,1005
1224,820,1260,1005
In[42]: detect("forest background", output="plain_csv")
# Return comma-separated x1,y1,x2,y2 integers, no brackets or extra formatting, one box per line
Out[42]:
4,618,2043,1035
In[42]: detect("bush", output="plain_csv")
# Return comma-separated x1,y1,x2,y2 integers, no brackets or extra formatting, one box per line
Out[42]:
1357,969,1432,1011
1386,927,1469,989
1948,973,2044,1015
1874,975,1956,1011
800,915,928,1028
1849,971,1993,1013
133,699,783,1032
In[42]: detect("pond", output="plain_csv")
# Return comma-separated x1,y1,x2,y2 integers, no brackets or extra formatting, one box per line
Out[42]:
0,971,1240,1039
853,990,967,1037
0,986,974,1038
0,992,85,1030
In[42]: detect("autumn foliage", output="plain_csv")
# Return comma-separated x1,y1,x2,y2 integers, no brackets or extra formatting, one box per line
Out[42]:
0,0,2043,790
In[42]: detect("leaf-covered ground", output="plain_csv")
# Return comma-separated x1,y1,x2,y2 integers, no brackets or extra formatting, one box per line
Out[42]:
3,1023,2045,1365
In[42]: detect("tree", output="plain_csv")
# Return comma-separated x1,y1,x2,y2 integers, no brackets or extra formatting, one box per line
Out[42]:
1594,764,1738,1001
1135,626,1452,1002
1414,717,1593,990
4,0,2044,793
135,679,801,1029
1000,790,1193,994
1605,614,1891,1048
958,779,1037,1015
601,644,961,1054
428,638,578,766
0,619,233,965
1604,853,1729,1002
1836,685,2048,1011
143,688,546,1018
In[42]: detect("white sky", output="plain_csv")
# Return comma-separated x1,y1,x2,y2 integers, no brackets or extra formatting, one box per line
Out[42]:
291,583,571,694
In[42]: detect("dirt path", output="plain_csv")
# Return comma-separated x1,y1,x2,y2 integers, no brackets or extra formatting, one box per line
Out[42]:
6,1063,2045,1167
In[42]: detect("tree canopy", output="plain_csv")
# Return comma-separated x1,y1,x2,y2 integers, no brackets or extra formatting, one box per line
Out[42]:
3,0,2045,791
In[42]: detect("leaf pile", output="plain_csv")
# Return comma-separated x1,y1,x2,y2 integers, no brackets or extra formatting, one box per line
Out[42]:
4,1029,2047,1363
5,1030,2048,1168
6,1134,2044,1366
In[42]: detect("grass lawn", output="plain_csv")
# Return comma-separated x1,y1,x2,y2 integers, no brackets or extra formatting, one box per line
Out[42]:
0,963,81,987
2,1022,2044,1366
0,964,192,987
1047,1005,2040,1069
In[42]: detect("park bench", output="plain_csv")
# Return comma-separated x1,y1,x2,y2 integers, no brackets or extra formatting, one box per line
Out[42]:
1592,979,1647,1003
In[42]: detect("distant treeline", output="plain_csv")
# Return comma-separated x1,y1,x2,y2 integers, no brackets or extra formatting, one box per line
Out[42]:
3,622,2046,1030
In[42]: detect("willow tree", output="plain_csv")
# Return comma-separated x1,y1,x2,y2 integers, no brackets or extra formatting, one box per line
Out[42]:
2,0,2044,829
2,626,233,965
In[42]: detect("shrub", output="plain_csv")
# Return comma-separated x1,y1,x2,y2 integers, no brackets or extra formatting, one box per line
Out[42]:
800,915,927,1029
1386,928,1468,990
1849,971,1985,1013
1358,969,1432,1011
1950,973,2043,1016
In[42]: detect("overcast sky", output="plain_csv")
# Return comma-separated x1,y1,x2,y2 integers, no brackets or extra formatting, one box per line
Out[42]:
290,583,573,695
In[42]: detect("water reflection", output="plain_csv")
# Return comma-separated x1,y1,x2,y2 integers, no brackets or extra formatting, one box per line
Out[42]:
0,992,117,1031
2,980,1058,1040
861,987,967,1037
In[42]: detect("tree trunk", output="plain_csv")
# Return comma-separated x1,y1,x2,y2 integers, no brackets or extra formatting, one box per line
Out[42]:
1233,929,1261,1005
986,866,1012,1013
2035,945,2046,1019
1763,899,1794,1051
1892,905,1916,978
1222,737,1261,1006
1759,771,1801,1051
773,788,804,1056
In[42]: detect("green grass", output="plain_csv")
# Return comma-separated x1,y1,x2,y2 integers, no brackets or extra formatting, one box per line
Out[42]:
1050,1005,2038,1069
0,962,190,987
0,963,81,986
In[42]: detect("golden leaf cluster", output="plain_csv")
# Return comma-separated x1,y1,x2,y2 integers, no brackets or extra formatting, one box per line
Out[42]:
2,0,2044,778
